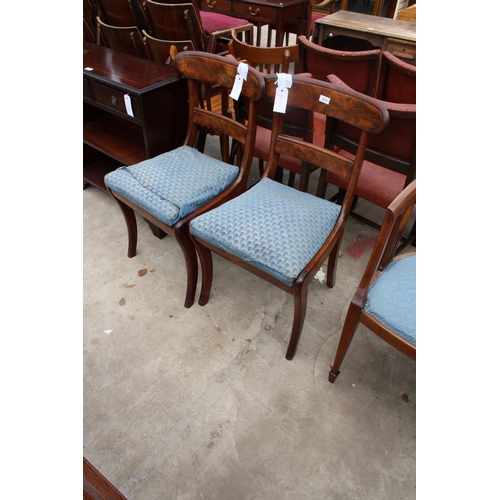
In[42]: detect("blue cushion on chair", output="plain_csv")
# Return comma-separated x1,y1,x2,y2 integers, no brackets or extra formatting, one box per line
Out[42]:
190,177,342,286
363,254,416,345
104,146,239,226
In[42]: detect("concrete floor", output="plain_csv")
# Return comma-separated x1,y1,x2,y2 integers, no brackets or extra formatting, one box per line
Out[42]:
83,129,416,499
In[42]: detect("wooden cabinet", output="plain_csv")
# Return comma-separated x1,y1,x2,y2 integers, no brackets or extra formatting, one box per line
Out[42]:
83,43,188,192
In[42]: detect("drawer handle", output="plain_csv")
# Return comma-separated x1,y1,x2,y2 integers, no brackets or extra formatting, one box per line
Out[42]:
111,95,118,105
249,7,260,15
206,0,216,8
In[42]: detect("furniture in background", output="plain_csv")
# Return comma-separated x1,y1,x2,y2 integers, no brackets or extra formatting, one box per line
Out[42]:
396,3,415,22
189,74,389,360
96,0,147,28
313,10,416,64
267,0,335,46
84,457,127,500
146,0,254,54
273,0,411,45
84,0,97,43
83,43,188,193
200,0,309,47
329,179,416,383
103,52,265,309
339,0,413,19
96,0,148,42
319,50,415,240
142,31,195,65
297,34,380,95
227,32,323,192
96,16,149,58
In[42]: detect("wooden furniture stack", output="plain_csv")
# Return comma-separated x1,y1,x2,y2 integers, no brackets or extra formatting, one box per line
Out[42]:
83,43,188,193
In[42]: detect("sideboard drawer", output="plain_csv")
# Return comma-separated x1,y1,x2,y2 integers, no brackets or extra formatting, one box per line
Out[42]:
233,3,276,22
386,38,416,64
203,0,232,12
93,82,139,119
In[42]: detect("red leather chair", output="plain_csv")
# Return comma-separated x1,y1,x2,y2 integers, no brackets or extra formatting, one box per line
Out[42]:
297,35,380,96
319,51,416,237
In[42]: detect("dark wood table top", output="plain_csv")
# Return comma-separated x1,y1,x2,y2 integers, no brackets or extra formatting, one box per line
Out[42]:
83,43,181,92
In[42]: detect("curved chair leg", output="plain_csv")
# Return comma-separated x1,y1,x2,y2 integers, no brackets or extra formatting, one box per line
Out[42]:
327,238,342,288
328,303,362,383
193,240,214,306
285,284,308,360
174,223,198,309
110,192,138,258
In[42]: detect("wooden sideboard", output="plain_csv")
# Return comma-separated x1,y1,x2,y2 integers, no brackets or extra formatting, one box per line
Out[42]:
313,10,416,64
83,43,188,192
200,0,308,47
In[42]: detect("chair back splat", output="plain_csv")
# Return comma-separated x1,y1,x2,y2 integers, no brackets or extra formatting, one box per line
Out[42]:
190,74,389,360
142,30,195,65
329,180,416,384
96,16,149,59
103,52,265,309
97,0,147,30
227,32,319,191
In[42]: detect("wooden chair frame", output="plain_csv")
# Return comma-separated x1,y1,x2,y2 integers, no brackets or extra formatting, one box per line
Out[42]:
227,32,318,190
145,0,253,54
142,30,195,65
190,74,389,359
329,179,416,383
96,16,149,58
105,52,265,308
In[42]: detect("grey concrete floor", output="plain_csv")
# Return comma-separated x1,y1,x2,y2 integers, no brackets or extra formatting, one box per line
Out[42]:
83,131,416,499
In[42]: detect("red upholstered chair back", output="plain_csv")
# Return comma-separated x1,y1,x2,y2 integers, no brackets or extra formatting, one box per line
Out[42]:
297,35,380,96
376,51,416,104
322,54,416,213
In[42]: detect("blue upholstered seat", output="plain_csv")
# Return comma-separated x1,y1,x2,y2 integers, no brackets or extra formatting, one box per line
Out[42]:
190,177,342,286
104,146,239,226
363,254,416,345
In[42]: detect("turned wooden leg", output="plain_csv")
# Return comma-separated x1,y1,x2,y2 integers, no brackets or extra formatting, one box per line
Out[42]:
329,303,362,383
111,192,138,258
193,240,213,307
286,284,308,360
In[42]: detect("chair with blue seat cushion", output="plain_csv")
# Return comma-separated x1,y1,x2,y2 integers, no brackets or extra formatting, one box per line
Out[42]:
329,179,416,384
104,51,265,308
190,73,389,360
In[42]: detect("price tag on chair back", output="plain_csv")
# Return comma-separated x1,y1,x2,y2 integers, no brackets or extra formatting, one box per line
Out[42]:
273,73,293,113
229,63,249,100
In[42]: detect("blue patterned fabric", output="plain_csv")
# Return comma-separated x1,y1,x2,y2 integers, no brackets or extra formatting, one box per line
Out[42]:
364,254,416,345
104,146,239,226
190,177,341,286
